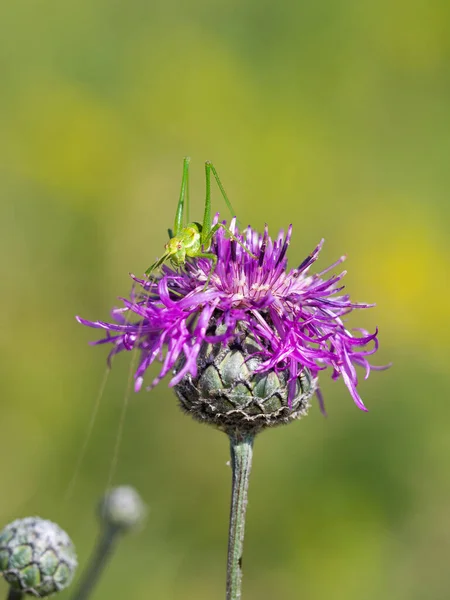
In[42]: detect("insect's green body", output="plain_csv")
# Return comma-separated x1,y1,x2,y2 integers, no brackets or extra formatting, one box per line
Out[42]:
146,158,256,277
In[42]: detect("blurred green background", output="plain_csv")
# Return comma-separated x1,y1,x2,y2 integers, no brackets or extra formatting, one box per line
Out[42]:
1,0,449,598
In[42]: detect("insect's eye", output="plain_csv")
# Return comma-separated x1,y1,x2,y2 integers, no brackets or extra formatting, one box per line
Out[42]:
177,243,182,250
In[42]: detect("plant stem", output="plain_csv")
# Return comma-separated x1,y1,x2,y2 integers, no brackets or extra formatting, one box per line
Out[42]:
226,432,255,600
71,525,119,600
7,589,23,600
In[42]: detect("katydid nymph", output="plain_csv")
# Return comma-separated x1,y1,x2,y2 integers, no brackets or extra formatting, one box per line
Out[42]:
145,158,257,280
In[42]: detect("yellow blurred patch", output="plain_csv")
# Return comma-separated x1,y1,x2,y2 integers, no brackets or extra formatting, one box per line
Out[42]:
349,202,449,354
4,77,128,207
362,0,449,71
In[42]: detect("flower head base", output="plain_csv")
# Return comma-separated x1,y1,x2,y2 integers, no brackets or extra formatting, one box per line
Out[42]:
175,323,316,433
77,216,384,424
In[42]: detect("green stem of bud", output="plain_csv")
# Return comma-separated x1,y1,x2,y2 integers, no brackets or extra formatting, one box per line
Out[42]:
226,432,255,600
70,525,119,600
7,589,23,600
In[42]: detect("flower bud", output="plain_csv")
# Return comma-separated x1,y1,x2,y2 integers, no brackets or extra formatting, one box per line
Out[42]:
175,326,316,434
0,517,77,596
99,486,147,532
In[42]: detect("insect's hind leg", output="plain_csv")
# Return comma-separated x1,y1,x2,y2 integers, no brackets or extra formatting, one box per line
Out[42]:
205,161,238,220
174,157,191,236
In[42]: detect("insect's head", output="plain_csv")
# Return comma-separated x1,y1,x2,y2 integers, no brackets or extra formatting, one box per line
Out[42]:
145,224,202,278
165,236,187,267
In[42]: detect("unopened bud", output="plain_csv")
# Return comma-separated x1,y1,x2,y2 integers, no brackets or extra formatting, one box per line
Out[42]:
0,517,77,596
99,486,147,531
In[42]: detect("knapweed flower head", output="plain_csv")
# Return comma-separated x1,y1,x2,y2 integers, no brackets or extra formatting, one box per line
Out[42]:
77,216,384,431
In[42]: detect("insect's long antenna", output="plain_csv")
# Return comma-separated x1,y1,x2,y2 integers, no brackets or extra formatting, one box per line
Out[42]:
63,366,110,502
174,157,191,235
207,161,238,219
104,287,150,490
202,161,213,245
104,343,137,491
66,289,141,500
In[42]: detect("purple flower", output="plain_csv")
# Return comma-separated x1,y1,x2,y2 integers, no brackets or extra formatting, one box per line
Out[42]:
77,216,386,412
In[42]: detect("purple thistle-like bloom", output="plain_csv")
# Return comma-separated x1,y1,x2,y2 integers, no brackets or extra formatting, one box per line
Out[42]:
77,216,385,412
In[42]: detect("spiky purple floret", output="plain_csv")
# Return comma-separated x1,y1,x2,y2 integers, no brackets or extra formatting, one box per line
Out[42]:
77,216,386,411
